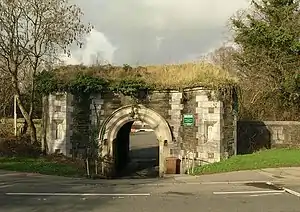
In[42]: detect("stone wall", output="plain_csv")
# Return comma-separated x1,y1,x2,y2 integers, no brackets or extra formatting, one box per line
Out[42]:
43,87,237,174
237,121,300,154
177,88,237,172
42,93,73,156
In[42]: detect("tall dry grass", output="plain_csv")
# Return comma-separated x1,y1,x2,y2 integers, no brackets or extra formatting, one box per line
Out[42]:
56,62,237,89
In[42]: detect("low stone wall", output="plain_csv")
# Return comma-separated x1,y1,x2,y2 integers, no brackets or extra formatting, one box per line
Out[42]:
237,121,300,154
0,118,42,138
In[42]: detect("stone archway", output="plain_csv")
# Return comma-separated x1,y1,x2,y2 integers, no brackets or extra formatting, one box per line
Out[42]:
98,104,173,177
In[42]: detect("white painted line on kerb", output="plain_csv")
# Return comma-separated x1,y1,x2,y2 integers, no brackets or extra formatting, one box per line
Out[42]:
249,193,283,197
5,193,151,197
213,190,285,195
199,180,282,185
0,185,13,189
283,188,300,198
266,181,300,198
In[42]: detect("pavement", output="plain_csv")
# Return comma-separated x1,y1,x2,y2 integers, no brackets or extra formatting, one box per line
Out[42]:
0,167,300,212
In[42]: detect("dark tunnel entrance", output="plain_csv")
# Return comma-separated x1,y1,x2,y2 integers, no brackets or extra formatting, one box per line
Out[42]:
113,121,159,178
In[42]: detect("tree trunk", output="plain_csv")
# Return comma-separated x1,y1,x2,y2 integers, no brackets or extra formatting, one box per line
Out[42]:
41,96,49,154
28,119,37,144
21,108,34,135
16,96,37,143
21,120,28,135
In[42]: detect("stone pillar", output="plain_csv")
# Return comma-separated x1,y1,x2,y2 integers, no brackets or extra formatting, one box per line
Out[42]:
195,90,224,164
168,92,183,143
168,91,183,161
46,93,73,156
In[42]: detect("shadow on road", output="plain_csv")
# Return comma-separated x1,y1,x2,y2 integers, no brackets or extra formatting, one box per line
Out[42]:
118,146,159,179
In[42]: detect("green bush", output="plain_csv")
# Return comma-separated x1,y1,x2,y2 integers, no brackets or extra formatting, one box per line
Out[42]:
0,135,42,157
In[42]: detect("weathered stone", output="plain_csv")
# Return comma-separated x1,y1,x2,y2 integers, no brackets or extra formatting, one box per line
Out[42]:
196,94,209,102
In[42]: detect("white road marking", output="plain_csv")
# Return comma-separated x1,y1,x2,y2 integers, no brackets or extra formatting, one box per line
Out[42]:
0,184,13,188
5,192,151,196
249,193,283,197
213,190,285,195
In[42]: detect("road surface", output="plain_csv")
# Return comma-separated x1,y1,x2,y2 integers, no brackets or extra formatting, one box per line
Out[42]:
121,132,158,178
130,131,158,160
0,171,300,212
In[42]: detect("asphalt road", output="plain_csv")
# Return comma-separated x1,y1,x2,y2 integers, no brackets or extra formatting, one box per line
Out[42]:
0,172,300,212
130,131,158,159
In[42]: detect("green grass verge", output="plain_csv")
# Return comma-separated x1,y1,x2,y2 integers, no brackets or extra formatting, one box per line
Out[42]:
193,148,300,175
0,157,85,177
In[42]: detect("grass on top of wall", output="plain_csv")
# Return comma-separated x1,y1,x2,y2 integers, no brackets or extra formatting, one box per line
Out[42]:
56,62,238,90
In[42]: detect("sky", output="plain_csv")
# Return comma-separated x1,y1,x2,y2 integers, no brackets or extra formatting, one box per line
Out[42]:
63,0,250,66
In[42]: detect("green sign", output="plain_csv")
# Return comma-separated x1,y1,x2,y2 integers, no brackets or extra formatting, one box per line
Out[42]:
183,114,194,126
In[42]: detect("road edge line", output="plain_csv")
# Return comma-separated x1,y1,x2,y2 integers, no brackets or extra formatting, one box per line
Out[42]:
5,192,151,196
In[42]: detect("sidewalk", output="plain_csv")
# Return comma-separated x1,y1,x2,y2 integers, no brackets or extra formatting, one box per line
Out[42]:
1,167,300,186
259,167,300,181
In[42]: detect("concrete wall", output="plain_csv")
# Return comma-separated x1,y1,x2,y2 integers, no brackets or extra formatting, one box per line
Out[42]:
238,121,300,154
43,87,237,174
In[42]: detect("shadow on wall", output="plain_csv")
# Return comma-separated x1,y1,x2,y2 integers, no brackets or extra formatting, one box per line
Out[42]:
237,121,271,154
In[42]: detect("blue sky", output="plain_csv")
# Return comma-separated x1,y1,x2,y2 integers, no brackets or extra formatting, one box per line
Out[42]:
65,0,250,66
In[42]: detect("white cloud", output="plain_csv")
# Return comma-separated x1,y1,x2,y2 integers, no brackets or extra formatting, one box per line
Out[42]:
90,0,250,30
62,29,117,65
140,0,249,29
70,0,250,65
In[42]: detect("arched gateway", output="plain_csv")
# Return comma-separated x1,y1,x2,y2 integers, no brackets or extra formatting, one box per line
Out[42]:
98,104,173,177
44,86,237,177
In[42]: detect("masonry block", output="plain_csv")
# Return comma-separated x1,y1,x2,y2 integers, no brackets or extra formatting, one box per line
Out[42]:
196,95,209,102
93,99,104,105
171,104,184,110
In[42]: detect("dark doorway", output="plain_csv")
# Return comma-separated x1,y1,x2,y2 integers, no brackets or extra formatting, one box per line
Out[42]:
113,121,159,178
113,121,132,175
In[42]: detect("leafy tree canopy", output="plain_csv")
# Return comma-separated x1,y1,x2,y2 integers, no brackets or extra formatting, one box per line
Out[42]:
231,0,300,109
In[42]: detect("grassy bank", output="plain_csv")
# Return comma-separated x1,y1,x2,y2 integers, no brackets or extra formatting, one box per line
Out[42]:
0,156,85,177
193,148,300,175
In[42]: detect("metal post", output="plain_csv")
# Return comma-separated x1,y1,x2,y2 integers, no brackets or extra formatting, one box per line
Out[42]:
14,95,17,136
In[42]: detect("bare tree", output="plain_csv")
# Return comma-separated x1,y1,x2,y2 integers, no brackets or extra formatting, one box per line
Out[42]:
208,45,240,75
0,72,14,117
0,0,91,142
